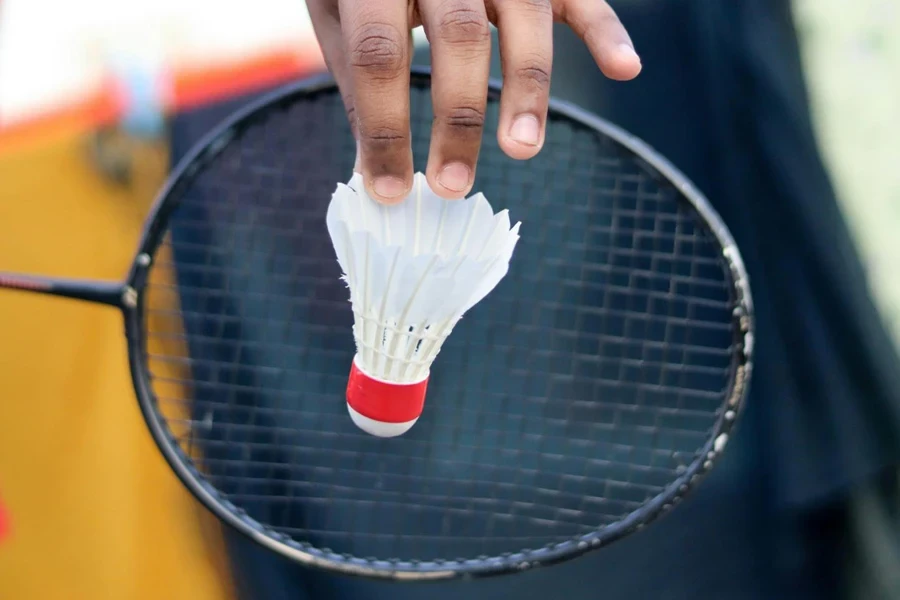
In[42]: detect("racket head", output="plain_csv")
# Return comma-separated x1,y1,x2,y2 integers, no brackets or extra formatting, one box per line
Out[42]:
123,67,754,580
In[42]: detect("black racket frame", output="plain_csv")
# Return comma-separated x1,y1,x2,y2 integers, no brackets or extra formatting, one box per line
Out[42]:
0,67,754,581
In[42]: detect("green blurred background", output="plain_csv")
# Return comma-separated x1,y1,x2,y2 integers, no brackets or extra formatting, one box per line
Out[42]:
796,0,900,342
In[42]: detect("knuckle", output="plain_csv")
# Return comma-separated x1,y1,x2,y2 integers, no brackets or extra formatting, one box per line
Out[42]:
569,4,620,40
586,9,623,39
518,0,553,17
347,23,407,76
341,92,356,117
306,0,341,22
494,0,551,17
344,103,358,134
440,105,486,130
436,5,491,46
323,0,341,21
359,122,408,145
515,60,551,90
599,10,622,28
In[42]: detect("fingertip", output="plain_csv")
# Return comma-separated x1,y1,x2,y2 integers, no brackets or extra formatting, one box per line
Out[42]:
368,174,411,205
429,186,468,201
600,44,642,81
428,162,473,200
499,113,544,160
357,140,414,203
499,136,543,161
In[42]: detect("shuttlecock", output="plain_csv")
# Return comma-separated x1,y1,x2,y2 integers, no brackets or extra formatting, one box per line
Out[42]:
326,172,521,437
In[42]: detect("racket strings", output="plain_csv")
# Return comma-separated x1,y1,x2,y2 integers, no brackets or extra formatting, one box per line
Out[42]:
141,86,741,562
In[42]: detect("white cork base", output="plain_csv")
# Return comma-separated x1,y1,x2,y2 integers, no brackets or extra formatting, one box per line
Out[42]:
347,404,418,438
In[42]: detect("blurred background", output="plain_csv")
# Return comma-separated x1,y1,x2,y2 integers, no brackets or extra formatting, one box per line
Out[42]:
0,1,897,599
793,0,900,340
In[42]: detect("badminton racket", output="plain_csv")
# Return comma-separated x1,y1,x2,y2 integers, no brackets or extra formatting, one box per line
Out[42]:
0,67,754,580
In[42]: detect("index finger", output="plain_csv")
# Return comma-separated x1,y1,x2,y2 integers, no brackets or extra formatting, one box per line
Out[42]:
340,0,414,204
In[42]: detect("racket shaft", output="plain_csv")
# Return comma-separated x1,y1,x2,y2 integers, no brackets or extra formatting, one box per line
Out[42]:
0,272,124,307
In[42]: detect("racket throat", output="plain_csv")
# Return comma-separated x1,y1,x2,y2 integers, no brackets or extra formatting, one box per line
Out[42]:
0,272,128,308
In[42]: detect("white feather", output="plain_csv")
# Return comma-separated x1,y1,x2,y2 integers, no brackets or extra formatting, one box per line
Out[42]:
326,172,521,383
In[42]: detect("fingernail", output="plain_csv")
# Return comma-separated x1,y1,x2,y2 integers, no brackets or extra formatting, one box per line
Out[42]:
438,163,471,193
509,114,540,146
618,43,640,63
372,176,408,200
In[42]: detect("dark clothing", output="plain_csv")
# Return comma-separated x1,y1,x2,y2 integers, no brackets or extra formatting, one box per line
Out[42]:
167,1,900,598
551,0,900,510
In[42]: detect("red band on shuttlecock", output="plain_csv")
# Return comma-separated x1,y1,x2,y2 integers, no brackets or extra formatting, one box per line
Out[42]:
346,361,429,424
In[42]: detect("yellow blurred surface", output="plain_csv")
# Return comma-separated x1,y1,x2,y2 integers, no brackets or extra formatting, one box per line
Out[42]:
0,134,232,600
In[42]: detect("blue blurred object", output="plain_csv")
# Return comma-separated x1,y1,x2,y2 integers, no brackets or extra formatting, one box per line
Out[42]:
112,57,167,139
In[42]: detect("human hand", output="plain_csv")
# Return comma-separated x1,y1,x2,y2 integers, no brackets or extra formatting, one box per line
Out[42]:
307,0,641,203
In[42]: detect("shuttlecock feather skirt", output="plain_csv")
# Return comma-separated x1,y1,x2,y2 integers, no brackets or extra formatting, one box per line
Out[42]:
326,172,520,436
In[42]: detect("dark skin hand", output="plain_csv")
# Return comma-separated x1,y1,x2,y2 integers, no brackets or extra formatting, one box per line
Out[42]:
307,0,641,203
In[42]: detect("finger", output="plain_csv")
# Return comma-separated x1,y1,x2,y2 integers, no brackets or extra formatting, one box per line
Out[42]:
494,0,553,160
340,0,413,203
306,1,362,170
419,0,492,199
561,0,641,81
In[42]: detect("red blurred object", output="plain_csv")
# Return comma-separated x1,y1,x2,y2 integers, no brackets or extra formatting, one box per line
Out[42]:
0,46,325,157
0,494,10,542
